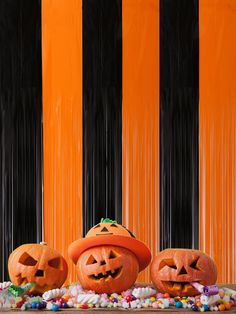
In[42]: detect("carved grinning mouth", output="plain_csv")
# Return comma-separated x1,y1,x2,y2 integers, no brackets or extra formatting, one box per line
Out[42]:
162,281,199,292
90,267,122,280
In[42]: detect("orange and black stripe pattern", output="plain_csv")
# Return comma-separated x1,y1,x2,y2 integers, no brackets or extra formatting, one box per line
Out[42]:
0,0,236,284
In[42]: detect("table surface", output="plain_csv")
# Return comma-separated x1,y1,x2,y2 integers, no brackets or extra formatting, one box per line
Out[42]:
1,284,236,314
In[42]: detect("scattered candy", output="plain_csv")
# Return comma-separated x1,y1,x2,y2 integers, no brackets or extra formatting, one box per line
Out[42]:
0,280,234,311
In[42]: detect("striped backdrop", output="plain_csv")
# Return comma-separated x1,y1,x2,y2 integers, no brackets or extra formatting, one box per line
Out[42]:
0,0,236,284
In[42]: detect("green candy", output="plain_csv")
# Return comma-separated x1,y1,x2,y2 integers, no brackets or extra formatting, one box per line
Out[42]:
8,285,25,297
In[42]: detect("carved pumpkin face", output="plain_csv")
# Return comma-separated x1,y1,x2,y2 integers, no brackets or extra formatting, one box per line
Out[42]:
8,243,68,295
76,246,139,294
86,222,133,238
151,249,217,297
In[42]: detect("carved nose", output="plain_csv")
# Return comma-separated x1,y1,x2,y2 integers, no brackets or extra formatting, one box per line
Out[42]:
100,260,106,265
35,269,44,277
101,227,109,232
178,266,187,275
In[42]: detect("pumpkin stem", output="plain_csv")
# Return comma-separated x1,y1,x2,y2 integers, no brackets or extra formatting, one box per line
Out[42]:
100,218,117,224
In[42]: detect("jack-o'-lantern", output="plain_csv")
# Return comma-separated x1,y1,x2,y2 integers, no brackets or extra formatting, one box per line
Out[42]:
68,218,151,293
151,249,217,297
76,246,139,294
8,242,68,295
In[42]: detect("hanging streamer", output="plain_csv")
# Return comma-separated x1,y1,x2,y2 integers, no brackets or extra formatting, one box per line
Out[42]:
83,0,122,234
42,0,83,284
160,0,199,250
122,0,159,282
199,0,236,283
0,0,42,281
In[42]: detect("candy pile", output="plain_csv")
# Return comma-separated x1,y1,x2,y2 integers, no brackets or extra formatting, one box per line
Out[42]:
0,281,236,311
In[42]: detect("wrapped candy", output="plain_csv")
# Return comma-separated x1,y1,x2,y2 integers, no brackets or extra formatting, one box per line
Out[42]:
200,294,221,306
0,282,12,291
222,287,236,300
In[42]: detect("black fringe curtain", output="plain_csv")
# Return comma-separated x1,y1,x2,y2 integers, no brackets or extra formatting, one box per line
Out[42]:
0,0,42,281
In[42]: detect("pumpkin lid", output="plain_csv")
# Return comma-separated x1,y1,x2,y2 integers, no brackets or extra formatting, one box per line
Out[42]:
68,218,151,272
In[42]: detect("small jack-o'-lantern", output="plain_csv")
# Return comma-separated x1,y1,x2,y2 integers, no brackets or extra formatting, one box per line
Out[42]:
151,249,217,297
86,219,135,238
68,218,151,293
8,242,68,295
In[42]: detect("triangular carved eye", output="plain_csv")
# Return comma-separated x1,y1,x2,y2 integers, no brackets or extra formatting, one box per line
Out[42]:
159,258,177,270
190,257,200,270
48,257,62,269
109,250,118,259
110,223,118,228
86,255,98,265
19,253,37,266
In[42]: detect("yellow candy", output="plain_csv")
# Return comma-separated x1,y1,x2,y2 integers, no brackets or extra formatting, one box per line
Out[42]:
118,295,122,300
150,297,156,302
219,291,225,298
88,303,94,308
76,304,81,309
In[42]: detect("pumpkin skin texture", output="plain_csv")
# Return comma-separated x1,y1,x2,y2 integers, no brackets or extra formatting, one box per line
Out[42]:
8,243,68,295
76,246,139,294
151,249,217,297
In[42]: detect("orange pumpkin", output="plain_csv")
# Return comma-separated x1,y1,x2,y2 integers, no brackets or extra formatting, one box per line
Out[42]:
151,249,217,297
69,218,151,293
86,220,134,238
8,242,68,295
76,246,139,294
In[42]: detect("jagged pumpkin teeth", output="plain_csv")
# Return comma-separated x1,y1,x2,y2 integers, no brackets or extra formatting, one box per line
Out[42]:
173,283,182,290
183,284,193,292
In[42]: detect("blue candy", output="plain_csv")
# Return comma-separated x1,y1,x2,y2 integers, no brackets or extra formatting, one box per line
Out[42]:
202,304,209,311
191,304,199,311
175,301,183,308
52,304,59,312
31,302,37,309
